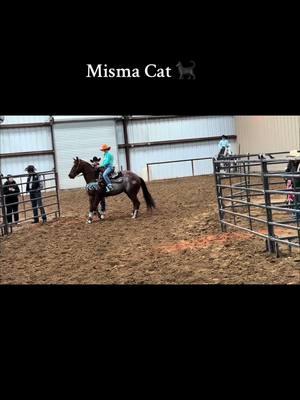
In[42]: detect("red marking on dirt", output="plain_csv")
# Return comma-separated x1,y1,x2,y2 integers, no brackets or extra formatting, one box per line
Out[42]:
159,227,298,254
158,232,252,253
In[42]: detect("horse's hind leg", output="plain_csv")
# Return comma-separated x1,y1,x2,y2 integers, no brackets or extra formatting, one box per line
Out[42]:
97,198,106,220
126,193,140,219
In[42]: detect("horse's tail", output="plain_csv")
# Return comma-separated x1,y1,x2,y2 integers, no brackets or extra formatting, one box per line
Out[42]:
140,178,156,209
190,60,196,68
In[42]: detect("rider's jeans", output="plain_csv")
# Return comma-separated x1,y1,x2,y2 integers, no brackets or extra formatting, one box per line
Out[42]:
103,165,113,186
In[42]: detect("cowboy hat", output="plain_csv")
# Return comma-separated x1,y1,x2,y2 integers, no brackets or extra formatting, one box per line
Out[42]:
287,150,300,159
25,165,36,172
90,156,101,163
100,144,111,151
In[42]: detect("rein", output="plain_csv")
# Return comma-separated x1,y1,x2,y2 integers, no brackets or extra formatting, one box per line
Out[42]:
74,159,96,182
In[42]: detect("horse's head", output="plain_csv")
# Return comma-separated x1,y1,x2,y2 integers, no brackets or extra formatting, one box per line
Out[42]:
68,157,84,179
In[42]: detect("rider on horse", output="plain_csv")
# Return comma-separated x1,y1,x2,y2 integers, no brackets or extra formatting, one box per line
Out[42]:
90,156,101,176
218,135,231,158
100,144,114,192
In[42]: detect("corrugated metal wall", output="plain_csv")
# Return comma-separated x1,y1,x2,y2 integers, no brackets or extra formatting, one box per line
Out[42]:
126,116,235,142
53,116,120,121
235,116,300,154
2,115,50,124
0,126,54,177
0,155,54,187
117,116,236,179
0,126,52,154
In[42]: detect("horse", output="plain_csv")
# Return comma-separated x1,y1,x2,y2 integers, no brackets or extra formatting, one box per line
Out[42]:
217,146,234,172
68,157,156,223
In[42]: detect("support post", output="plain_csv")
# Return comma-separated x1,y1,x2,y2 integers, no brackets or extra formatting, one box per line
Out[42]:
49,116,61,218
261,159,276,254
55,171,61,218
243,160,253,231
122,116,131,171
147,164,150,182
228,165,236,226
213,158,226,232
0,177,9,235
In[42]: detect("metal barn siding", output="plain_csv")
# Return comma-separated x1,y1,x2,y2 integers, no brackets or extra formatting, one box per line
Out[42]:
116,122,125,145
0,125,54,179
235,116,300,154
126,116,235,143
53,120,119,189
53,116,121,122
1,155,54,185
122,116,236,179
117,149,127,171
0,126,52,154
2,115,50,124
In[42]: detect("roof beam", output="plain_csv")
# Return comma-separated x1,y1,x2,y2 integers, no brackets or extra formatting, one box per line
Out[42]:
118,135,237,149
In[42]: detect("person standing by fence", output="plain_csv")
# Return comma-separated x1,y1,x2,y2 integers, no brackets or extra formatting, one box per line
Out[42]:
25,165,47,224
3,175,20,225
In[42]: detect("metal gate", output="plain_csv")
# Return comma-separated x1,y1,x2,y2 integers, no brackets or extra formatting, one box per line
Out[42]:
0,170,60,237
213,151,300,257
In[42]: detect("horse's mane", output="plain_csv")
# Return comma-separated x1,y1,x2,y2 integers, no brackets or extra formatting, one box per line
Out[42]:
77,159,93,168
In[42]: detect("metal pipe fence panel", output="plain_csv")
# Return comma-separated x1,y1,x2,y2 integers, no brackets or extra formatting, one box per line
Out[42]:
146,157,213,181
0,170,61,237
213,152,300,255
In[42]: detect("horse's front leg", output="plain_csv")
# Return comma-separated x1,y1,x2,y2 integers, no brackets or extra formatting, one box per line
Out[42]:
87,193,95,224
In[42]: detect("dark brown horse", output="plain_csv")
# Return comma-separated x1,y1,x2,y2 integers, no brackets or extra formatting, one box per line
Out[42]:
68,157,156,223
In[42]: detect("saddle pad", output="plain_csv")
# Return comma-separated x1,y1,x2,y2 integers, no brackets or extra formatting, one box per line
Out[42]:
86,182,100,191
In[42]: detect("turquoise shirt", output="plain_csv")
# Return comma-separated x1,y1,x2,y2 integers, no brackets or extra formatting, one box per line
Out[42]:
100,152,114,167
218,139,230,149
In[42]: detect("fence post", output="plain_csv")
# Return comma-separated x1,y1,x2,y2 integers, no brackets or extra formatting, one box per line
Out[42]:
261,159,276,254
147,164,150,182
0,177,9,235
243,160,253,230
228,164,236,226
213,158,226,232
191,160,195,176
247,153,250,184
54,171,61,218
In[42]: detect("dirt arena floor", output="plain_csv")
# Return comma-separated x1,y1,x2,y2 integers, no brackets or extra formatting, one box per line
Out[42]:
1,175,300,284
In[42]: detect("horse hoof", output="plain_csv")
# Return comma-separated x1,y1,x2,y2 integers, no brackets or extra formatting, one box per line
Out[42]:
87,220,92,224
100,215,105,220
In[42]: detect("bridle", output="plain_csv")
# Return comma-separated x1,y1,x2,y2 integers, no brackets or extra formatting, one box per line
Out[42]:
73,159,83,178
